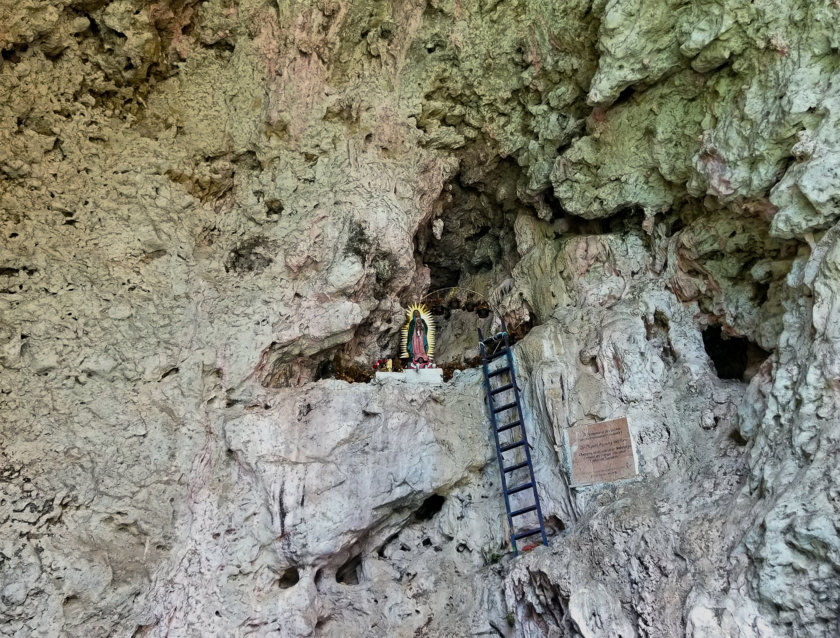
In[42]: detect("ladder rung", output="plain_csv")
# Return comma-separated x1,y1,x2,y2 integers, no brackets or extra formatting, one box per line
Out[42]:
499,440,525,453
506,482,533,494
491,383,514,395
497,420,522,433
487,367,510,378
493,401,517,414
486,349,509,361
503,461,529,473
481,332,507,345
510,505,537,517
513,528,543,541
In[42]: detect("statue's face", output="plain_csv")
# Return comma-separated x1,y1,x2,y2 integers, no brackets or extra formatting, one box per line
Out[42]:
413,310,420,318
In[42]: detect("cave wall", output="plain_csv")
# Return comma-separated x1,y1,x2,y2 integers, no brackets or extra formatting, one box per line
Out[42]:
1,0,839,637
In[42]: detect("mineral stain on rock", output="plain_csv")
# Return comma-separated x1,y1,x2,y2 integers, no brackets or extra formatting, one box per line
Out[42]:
2,0,839,636
226,237,276,274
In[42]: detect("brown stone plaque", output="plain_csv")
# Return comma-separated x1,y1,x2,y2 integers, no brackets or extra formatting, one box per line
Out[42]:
567,417,637,486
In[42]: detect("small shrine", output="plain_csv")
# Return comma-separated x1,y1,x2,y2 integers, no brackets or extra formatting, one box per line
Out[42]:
375,303,443,384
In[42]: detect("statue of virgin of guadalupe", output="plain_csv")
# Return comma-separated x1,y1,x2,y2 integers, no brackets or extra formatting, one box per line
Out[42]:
400,303,436,364
408,309,430,363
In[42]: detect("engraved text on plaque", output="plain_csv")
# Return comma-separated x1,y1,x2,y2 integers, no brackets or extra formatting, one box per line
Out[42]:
568,417,637,486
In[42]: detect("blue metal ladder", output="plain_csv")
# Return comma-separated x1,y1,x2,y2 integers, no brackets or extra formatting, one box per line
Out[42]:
478,324,548,555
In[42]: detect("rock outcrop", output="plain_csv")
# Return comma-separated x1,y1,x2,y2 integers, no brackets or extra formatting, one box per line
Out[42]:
1,0,838,636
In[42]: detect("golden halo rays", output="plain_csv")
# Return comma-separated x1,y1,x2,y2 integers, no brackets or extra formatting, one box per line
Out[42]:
400,303,436,359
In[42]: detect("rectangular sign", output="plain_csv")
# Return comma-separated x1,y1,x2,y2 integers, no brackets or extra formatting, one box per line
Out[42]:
568,417,637,486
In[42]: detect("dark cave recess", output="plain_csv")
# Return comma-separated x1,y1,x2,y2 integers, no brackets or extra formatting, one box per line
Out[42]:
702,325,769,382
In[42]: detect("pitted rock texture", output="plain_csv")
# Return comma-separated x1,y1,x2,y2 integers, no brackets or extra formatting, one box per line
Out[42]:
1,0,839,637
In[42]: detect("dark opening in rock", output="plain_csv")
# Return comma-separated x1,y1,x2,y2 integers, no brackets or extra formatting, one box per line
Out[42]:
266,199,284,217
277,567,300,589
702,326,747,380
612,84,638,108
335,554,362,585
1,44,28,63
413,494,445,521
427,264,462,290
729,428,749,446
412,172,509,292
313,358,334,381
546,515,566,535
702,326,769,382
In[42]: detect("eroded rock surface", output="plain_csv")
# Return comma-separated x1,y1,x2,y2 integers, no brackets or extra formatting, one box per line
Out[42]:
1,0,838,636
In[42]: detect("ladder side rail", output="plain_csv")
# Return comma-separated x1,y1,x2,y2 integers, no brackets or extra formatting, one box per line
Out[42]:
504,333,549,549
501,335,528,554
479,334,517,554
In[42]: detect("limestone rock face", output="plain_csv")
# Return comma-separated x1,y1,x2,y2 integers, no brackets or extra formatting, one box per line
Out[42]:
1,0,839,637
